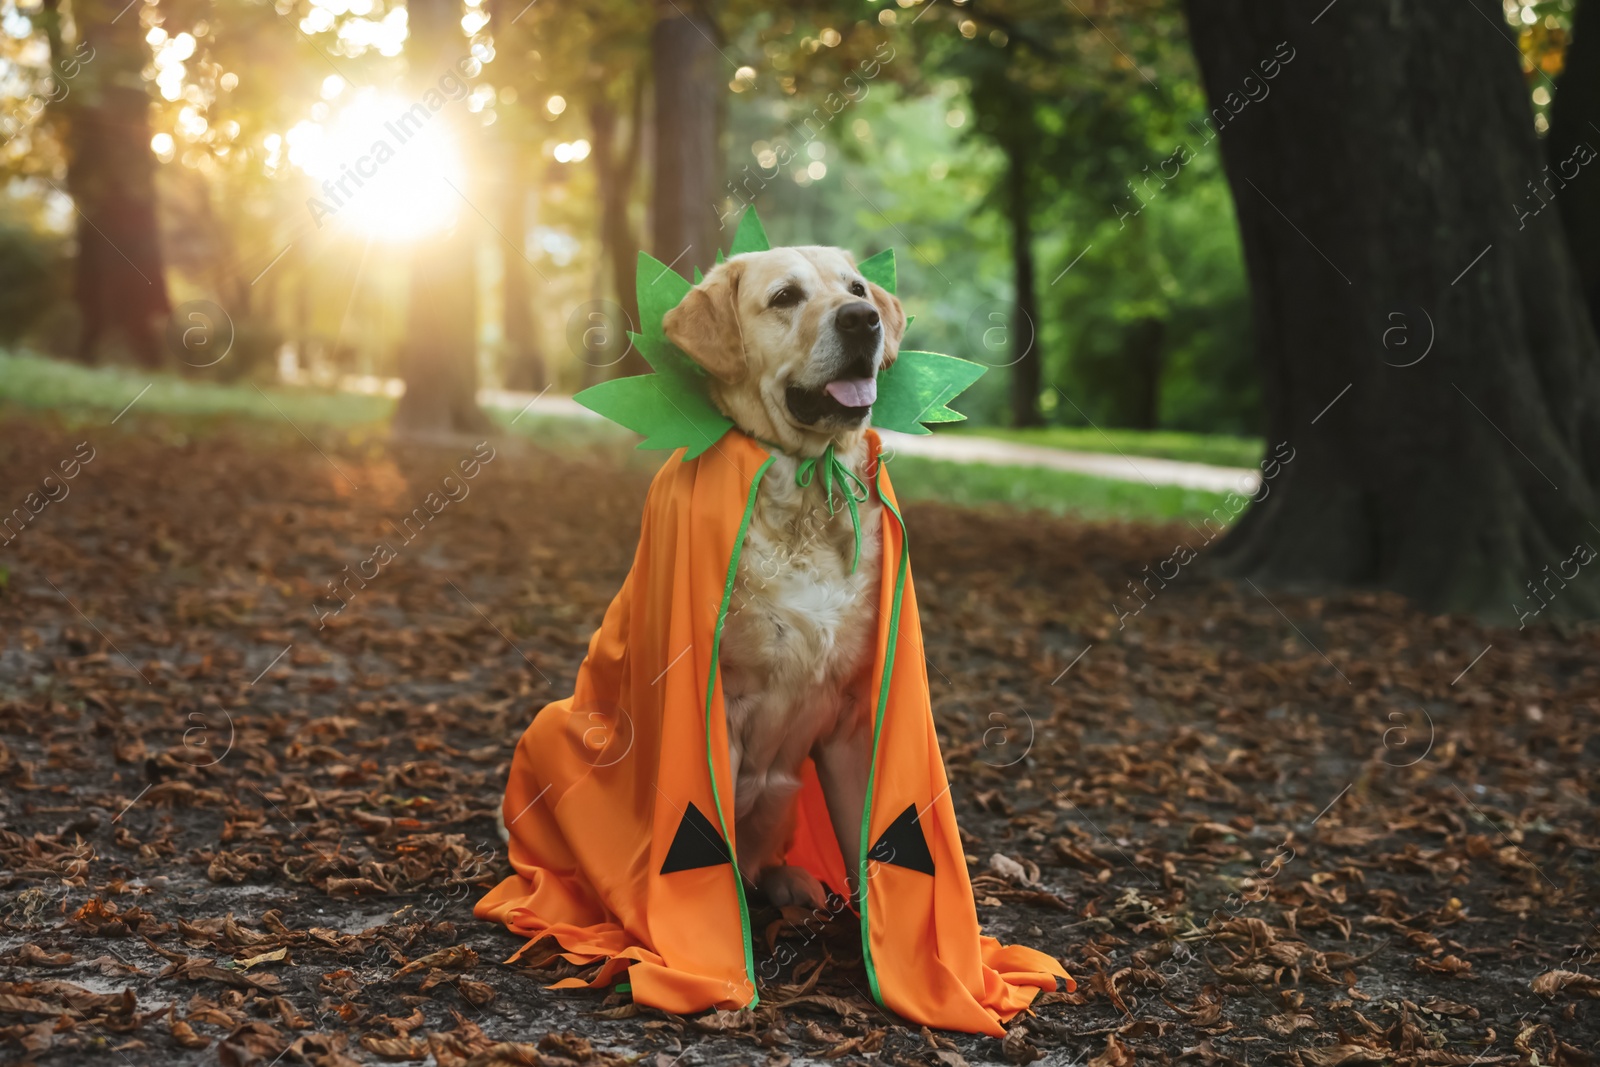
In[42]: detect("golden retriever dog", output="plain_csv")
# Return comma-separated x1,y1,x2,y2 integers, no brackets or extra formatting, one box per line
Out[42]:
660,246,906,909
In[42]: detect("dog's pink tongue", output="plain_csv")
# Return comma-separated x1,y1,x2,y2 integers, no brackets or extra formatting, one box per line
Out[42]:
824,378,877,407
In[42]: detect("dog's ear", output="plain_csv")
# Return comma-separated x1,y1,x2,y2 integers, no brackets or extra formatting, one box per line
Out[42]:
867,280,906,368
662,261,748,384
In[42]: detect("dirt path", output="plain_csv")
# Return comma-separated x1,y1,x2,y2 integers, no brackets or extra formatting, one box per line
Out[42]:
0,410,1595,1066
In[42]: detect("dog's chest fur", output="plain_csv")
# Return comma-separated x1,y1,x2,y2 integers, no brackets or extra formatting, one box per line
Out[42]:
718,448,882,820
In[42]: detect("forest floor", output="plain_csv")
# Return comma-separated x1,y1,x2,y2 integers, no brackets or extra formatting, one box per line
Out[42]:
1,407,1597,1067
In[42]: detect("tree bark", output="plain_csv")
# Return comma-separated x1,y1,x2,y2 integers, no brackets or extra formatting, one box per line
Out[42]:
1004,134,1042,427
1124,316,1166,431
1547,0,1600,337
590,80,648,377
649,3,721,279
43,0,170,366
499,140,547,392
1184,0,1600,621
393,0,490,439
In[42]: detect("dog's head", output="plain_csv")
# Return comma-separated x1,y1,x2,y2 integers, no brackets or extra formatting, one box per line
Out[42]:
662,246,906,454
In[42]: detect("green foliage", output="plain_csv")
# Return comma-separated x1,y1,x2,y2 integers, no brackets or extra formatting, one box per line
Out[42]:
1043,148,1259,434
726,0,1259,436
0,0,1273,441
0,222,64,344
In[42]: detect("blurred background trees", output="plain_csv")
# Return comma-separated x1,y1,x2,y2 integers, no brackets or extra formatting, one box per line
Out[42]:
0,0,1306,428
0,0,1592,614
2,0,1573,430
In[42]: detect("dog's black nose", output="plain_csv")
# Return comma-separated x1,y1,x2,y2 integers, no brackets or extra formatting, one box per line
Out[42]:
836,302,881,336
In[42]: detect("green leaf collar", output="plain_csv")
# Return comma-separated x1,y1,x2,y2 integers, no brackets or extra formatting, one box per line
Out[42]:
573,208,985,461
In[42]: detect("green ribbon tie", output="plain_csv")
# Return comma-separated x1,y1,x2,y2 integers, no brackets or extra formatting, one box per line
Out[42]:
795,443,871,573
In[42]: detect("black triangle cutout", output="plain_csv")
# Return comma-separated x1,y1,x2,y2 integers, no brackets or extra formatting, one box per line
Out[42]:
867,804,935,875
660,801,732,874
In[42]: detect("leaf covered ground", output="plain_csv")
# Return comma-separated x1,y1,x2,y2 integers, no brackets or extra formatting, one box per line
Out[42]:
1,408,1596,1067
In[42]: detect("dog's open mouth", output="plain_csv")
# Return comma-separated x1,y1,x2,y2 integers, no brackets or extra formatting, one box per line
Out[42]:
786,377,877,425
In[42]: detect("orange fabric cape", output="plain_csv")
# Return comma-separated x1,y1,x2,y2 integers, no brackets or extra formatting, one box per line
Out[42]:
475,429,1072,1035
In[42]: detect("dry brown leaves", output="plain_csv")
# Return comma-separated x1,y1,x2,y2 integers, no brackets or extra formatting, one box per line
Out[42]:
0,412,1596,1064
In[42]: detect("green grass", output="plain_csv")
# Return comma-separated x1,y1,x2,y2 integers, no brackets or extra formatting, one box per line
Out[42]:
0,350,395,427
0,350,1228,522
956,424,1264,469
885,455,1228,522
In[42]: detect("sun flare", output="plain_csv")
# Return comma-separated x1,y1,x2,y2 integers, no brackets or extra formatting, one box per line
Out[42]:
286,89,467,241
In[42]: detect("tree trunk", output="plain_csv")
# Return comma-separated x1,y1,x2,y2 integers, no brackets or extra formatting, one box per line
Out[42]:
1125,316,1166,431
650,3,721,279
44,0,170,366
1004,135,1042,427
499,140,547,392
1547,0,1600,337
590,82,648,377
1184,0,1600,621
394,0,490,438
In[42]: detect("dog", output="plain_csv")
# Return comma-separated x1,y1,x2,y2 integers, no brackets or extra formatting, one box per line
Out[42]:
658,246,906,910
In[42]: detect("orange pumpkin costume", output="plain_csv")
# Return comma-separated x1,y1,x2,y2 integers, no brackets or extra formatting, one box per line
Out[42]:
475,429,1072,1035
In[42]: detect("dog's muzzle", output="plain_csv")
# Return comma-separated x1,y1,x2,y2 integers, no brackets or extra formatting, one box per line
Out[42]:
785,302,882,427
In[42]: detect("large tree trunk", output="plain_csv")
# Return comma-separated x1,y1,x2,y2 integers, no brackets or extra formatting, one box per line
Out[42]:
1547,0,1600,337
43,0,170,366
1004,135,1043,428
499,140,547,392
650,3,721,279
1184,0,1600,620
394,0,490,438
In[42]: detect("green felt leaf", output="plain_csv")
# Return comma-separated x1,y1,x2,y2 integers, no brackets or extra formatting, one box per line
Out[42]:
574,365,732,460
636,251,692,349
573,251,732,460
728,209,771,256
580,212,979,456
872,351,986,435
857,249,896,295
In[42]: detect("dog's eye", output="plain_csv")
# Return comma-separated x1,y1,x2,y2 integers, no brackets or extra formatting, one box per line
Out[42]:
768,286,803,309
849,280,867,297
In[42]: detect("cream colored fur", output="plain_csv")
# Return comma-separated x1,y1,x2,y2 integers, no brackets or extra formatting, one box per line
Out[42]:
663,246,905,908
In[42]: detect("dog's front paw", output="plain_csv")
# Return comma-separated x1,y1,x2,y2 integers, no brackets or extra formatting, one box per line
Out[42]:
758,865,827,910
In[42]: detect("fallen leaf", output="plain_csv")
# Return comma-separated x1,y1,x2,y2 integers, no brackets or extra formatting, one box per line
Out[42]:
1299,1045,1388,1067
1002,1023,1043,1064
1531,969,1600,998
393,946,479,978
235,947,288,970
